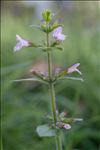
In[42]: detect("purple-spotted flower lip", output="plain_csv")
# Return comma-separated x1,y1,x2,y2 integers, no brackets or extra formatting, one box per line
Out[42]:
67,63,82,75
14,34,30,52
53,26,66,41
63,123,71,129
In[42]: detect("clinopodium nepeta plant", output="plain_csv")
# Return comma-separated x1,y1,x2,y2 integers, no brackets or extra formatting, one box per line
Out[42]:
13,9,83,150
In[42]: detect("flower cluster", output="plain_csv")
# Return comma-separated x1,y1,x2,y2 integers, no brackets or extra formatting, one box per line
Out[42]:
14,9,66,52
13,9,83,140
47,111,83,130
29,62,82,84
56,122,71,130
13,11,82,79
14,26,66,52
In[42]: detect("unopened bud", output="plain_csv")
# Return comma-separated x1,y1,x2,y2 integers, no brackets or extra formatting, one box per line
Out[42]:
42,9,52,23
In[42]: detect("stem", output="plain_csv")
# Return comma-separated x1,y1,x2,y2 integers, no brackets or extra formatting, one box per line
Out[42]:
46,24,62,150
49,82,62,150
49,83,57,125
56,132,62,150
47,51,52,80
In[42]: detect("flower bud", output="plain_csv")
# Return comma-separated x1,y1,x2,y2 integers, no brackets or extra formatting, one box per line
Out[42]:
42,9,52,23
63,123,71,129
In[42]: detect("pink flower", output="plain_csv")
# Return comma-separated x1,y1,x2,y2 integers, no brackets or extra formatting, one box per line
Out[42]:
14,34,30,52
63,123,71,129
53,27,66,41
67,63,82,75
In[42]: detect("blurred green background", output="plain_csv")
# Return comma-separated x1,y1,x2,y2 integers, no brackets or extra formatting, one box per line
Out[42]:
1,1,100,150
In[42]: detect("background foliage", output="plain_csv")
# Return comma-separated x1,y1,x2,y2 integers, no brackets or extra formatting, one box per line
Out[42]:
1,1,100,150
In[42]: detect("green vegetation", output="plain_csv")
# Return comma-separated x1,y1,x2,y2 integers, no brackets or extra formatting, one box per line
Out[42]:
1,1,100,150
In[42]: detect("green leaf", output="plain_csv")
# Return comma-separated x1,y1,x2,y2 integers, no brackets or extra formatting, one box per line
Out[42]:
63,118,74,123
50,41,58,47
12,77,48,84
58,76,84,82
41,47,52,52
63,118,83,123
73,118,83,122
52,24,62,31
41,24,47,32
49,24,62,32
30,25,41,29
36,125,56,137
56,46,64,51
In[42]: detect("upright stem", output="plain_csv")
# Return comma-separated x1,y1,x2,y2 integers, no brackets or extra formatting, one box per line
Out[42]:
49,83,57,125
46,25,62,150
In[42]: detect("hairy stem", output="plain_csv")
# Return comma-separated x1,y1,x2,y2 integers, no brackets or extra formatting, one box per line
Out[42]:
46,24,62,150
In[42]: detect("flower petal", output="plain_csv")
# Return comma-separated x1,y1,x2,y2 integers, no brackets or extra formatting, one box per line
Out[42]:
53,27,66,41
53,26,62,36
16,34,22,41
14,34,30,52
67,63,82,75
14,42,23,52
71,63,80,69
63,124,71,129
75,69,82,75
58,34,66,41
